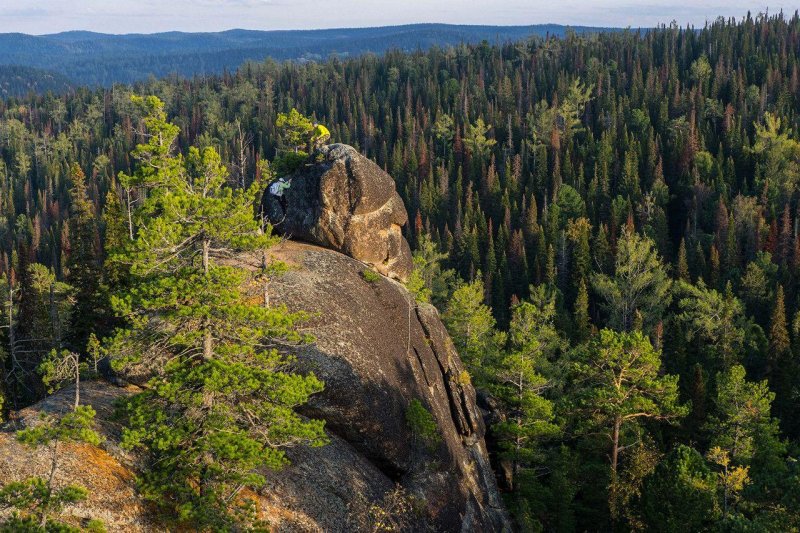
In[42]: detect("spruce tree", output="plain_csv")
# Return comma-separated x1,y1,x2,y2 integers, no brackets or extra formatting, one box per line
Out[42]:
65,163,103,352
677,238,690,281
768,285,790,372
573,278,592,342
102,186,129,287
108,96,327,529
768,285,795,427
12,262,72,404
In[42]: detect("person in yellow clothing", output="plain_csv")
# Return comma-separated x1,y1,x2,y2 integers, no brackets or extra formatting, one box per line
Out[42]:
310,122,330,151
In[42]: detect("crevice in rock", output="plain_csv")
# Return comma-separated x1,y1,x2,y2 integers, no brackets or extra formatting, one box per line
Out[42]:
413,305,477,437
344,157,358,214
299,406,407,484
363,455,406,484
412,346,433,387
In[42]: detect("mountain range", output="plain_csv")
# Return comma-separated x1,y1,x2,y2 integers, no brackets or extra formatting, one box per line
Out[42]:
0,24,619,93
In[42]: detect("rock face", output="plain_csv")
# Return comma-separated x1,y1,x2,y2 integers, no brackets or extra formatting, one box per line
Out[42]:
0,249,509,531
262,144,413,282
264,241,510,531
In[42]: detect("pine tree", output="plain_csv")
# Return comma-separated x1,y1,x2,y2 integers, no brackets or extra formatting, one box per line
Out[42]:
571,329,687,518
109,96,327,529
406,234,455,307
2,352,103,531
640,445,719,530
464,118,497,160
443,278,502,385
675,280,747,370
492,288,561,519
591,227,671,332
707,365,780,464
65,163,102,352
275,108,313,153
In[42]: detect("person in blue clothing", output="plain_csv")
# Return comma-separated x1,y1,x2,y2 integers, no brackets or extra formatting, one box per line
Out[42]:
269,176,291,215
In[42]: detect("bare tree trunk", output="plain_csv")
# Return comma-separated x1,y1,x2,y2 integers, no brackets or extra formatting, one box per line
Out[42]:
125,187,134,240
513,360,524,491
611,417,621,475
49,282,60,349
5,286,17,409
608,417,623,532
236,121,250,189
721,462,729,519
202,239,213,361
41,440,59,527
7,282,19,410
74,358,80,409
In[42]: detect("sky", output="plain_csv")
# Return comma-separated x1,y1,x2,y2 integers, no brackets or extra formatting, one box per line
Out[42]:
0,0,787,35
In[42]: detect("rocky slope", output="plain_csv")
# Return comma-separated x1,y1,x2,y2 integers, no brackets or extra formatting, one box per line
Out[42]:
0,383,150,531
0,145,510,531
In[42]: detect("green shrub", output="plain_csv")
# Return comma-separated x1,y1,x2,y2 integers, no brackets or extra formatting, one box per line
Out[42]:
361,269,382,283
406,399,441,450
273,150,308,176
86,518,108,532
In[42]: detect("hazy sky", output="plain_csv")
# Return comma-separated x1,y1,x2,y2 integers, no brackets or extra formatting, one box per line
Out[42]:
0,0,787,35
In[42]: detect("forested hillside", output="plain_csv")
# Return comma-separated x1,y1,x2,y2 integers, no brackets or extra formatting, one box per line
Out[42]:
0,66,74,98
2,11,800,531
0,24,612,87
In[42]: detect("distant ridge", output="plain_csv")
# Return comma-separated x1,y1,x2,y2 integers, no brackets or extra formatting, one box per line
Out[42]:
0,23,620,89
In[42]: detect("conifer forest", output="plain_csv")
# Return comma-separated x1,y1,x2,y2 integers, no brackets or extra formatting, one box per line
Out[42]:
2,11,800,532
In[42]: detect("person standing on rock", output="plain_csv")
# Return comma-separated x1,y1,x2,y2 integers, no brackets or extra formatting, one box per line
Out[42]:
310,122,330,152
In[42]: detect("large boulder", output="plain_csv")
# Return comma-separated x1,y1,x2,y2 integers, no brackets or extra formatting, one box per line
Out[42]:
262,144,413,282
0,242,510,531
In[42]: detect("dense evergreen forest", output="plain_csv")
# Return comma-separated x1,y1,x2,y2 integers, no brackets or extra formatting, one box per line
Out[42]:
0,66,74,99
2,11,800,531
